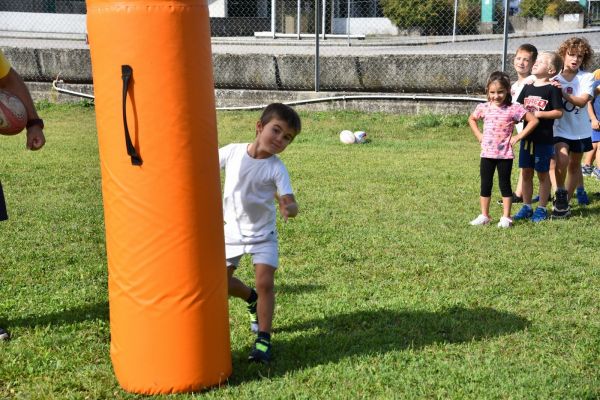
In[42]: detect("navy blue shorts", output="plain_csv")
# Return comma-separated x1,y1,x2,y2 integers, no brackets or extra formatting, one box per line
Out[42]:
518,141,554,172
553,136,593,153
0,181,8,221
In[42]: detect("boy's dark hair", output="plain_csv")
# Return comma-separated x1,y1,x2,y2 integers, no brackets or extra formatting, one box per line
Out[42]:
486,71,512,106
260,103,301,134
516,43,538,63
557,37,594,71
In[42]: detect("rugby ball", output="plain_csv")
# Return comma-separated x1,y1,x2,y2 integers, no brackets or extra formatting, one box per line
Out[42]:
339,130,356,144
354,130,367,144
0,89,27,135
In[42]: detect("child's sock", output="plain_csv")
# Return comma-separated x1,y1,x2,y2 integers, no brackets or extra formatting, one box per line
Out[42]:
523,203,532,209
246,288,258,304
576,186,585,194
258,331,271,342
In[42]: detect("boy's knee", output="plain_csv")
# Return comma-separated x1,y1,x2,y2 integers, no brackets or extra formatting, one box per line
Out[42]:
256,278,274,294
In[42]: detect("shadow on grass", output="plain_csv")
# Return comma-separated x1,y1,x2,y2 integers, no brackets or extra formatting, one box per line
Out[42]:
228,306,529,385
3,301,109,328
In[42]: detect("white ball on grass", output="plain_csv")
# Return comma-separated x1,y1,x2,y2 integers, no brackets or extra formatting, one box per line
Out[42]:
339,130,356,144
354,131,367,144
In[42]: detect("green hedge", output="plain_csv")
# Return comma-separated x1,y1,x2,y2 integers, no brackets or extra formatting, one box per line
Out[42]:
519,0,585,19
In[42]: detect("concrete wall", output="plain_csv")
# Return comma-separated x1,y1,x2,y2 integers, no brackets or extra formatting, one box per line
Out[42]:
5,46,600,93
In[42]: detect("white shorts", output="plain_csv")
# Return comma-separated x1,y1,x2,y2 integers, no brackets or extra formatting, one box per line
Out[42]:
225,234,279,269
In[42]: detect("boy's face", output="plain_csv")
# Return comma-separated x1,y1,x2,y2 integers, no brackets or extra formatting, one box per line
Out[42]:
513,50,534,76
532,55,554,78
255,117,297,156
563,50,583,73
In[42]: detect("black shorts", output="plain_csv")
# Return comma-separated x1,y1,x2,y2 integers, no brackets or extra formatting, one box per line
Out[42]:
553,136,593,153
0,181,7,221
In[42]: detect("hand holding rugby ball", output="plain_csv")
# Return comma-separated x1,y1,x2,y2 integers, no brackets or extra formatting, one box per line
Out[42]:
0,89,27,135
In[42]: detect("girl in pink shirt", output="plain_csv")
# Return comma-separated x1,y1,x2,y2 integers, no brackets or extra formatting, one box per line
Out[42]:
468,71,539,227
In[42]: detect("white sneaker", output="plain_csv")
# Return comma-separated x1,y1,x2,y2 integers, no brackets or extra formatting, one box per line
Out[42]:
470,214,491,226
497,216,513,228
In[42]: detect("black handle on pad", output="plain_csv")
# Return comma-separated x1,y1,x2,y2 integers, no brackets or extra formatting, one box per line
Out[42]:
121,65,143,166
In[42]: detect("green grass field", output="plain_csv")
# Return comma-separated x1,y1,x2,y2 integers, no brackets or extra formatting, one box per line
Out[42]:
1,103,599,399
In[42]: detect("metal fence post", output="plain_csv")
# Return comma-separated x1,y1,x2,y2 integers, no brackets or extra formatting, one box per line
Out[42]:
271,0,276,38
297,0,302,39
315,0,320,91
501,0,509,72
452,0,458,42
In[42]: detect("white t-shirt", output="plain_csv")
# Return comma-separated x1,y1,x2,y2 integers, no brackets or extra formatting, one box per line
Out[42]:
219,143,293,243
553,70,594,140
512,79,528,133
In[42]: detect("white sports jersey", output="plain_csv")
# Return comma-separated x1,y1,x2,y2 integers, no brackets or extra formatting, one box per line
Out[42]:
553,70,594,140
512,79,529,133
219,143,293,243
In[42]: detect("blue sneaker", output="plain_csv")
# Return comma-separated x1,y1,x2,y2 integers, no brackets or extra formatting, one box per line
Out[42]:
531,207,548,223
248,337,272,364
592,168,600,181
513,205,533,220
582,164,594,177
576,188,590,206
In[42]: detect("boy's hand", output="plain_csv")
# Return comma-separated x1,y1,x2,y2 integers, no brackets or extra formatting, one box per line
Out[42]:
277,194,298,222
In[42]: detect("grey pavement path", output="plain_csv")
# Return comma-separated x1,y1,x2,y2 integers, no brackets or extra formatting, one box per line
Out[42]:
1,29,599,55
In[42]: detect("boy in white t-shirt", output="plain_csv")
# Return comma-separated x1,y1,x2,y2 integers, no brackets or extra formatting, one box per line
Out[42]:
498,44,538,205
551,37,595,218
219,103,301,364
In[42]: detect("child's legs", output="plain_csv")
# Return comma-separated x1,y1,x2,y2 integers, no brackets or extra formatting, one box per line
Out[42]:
517,141,536,204
479,158,496,217
227,260,252,300
254,263,276,334
583,147,595,166
549,156,557,193
531,142,554,206
553,141,570,188
566,151,584,198
594,142,600,167
497,158,514,218
515,169,523,197
249,239,279,334
521,168,535,203
537,171,551,207
565,137,592,197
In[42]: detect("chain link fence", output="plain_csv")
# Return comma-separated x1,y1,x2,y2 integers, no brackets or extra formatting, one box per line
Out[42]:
1,0,600,94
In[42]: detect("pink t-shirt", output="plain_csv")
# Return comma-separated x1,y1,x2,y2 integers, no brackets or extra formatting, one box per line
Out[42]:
472,102,527,159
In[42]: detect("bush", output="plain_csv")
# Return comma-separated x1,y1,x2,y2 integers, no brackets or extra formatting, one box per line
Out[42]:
519,0,550,19
519,0,584,19
545,0,585,17
379,0,454,35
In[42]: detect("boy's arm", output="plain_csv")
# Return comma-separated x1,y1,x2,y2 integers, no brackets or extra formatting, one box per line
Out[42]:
468,114,483,143
276,193,298,222
588,101,600,131
511,112,539,145
534,109,563,120
562,91,591,108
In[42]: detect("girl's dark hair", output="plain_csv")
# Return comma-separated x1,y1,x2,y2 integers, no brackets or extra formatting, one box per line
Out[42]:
260,103,302,134
486,71,512,106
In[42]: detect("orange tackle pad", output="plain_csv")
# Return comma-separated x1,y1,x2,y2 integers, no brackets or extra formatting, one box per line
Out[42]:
86,0,231,393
